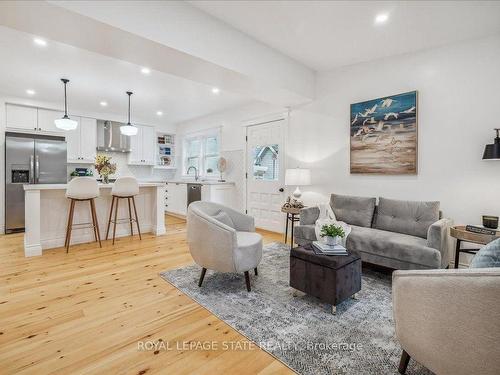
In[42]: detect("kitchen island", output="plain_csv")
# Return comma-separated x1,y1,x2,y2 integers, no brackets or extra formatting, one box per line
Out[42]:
23,182,165,257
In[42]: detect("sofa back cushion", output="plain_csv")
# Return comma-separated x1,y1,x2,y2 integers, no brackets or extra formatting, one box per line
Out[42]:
470,238,500,268
330,194,376,228
375,197,440,239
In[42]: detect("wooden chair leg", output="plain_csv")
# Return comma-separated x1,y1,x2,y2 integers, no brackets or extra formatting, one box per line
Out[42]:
65,199,75,253
198,267,207,287
244,271,251,292
254,268,258,276
127,197,134,236
131,196,142,240
89,199,98,242
112,197,119,245
105,196,115,240
398,350,411,374
90,198,102,248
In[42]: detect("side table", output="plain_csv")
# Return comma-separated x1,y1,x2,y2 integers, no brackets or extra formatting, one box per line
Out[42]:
281,206,302,248
450,225,499,268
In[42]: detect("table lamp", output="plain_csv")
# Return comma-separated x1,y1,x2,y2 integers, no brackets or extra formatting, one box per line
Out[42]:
483,128,500,160
285,168,311,201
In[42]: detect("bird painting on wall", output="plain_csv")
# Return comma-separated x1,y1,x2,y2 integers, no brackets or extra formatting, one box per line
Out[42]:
350,90,418,175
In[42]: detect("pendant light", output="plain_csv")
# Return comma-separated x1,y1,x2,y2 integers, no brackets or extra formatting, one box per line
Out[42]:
54,78,78,131
483,128,500,160
120,91,138,136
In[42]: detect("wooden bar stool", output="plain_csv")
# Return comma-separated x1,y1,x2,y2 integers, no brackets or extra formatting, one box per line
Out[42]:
65,177,101,253
105,177,141,244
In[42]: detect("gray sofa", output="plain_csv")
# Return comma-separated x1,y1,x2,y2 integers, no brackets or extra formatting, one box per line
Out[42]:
295,194,453,270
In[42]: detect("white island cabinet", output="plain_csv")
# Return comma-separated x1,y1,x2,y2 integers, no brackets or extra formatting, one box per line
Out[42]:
23,182,166,257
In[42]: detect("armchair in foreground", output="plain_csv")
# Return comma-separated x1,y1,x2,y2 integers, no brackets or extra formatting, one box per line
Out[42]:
392,267,500,375
187,201,263,291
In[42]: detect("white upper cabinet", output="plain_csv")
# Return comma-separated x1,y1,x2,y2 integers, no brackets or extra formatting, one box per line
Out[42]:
128,125,155,165
79,118,97,163
37,109,65,133
141,125,156,165
6,104,38,131
66,117,97,164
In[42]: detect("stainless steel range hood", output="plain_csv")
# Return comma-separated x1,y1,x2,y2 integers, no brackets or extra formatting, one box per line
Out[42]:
96,120,131,152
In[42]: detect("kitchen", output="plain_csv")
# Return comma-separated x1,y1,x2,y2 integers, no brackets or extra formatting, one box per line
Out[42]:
0,27,239,257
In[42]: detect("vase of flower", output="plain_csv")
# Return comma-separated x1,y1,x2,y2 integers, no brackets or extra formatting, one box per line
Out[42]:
94,154,117,184
320,224,346,246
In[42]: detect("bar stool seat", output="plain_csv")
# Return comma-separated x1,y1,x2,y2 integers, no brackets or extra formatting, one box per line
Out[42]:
106,177,141,244
65,177,101,253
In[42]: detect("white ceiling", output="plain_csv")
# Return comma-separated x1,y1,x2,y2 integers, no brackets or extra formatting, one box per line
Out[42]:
191,0,500,71
0,26,251,125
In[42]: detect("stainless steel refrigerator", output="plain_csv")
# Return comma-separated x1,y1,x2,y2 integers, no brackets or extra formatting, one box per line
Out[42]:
5,132,67,233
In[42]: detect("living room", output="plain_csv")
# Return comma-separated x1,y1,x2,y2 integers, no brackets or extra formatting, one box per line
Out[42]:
0,1,499,375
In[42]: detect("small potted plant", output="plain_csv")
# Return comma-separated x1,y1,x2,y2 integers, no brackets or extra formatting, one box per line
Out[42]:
320,224,346,246
94,154,116,184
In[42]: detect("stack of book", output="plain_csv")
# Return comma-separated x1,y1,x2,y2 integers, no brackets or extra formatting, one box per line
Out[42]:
465,225,499,236
312,241,348,256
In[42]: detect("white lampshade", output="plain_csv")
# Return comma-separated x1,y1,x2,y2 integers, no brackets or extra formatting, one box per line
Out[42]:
54,116,78,131
120,124,138,136
285,168,311,186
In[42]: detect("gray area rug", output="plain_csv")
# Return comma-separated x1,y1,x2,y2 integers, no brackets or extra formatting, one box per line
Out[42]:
160,242,432,375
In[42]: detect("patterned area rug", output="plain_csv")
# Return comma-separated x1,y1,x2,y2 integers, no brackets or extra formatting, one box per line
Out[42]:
160,242,432,375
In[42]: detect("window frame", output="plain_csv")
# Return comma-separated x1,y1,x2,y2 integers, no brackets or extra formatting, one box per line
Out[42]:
182,129,220,178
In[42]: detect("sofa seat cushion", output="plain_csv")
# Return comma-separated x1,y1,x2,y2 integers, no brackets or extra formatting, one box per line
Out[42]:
347,225,441,268
375,197,440,239
330,194,376,228
470,238,500,268
234,231,263,272
294,224,317,241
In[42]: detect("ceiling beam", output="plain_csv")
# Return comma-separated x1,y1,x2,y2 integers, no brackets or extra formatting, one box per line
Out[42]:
0,1,314,107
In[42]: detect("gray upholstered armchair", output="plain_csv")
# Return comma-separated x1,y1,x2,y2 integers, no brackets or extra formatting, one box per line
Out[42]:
187,201,263,291
393,268,500,375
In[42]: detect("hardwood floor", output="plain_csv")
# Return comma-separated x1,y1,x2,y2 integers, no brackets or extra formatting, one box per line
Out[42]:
0,215,292,375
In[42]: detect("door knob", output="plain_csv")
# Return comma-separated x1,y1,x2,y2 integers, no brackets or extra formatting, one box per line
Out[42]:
278,188,284,192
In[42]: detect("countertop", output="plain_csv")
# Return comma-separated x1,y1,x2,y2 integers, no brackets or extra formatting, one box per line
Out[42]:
166,180,234,185
23,182,164,190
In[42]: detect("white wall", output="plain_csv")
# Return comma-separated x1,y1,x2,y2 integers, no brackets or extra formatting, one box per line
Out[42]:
288,35,500,227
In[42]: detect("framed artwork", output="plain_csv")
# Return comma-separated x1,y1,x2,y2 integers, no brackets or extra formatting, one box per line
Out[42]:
350,90,418,174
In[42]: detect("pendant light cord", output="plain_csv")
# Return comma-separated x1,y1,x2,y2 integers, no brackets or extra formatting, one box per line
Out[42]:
61,78,70,117
127,91,133,125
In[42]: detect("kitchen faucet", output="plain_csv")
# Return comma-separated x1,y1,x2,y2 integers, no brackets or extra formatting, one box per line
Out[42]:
186,166,199,181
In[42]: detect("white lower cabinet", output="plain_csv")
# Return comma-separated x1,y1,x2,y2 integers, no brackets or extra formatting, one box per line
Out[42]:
165,183,188,216
202,184,235,207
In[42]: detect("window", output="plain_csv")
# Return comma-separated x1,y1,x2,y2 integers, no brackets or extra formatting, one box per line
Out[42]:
252,144,279,180
183,131,220,177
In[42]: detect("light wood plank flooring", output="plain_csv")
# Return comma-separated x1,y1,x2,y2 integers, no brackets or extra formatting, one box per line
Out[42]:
0,215,292,375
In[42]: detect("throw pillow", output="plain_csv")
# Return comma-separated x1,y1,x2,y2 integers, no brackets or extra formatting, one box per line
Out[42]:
212,210,235,229
470,238,500,268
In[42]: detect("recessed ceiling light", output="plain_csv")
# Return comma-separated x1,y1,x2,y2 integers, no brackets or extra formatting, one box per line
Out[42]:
100,101,108,107
26,89,36,95
141,67,151,75
33,37,47,47
156,111,163,116
375,13,389,25
211,87,220,94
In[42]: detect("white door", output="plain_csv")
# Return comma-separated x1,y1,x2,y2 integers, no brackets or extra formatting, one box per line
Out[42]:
141,125,156,165
246,119,286,233
80,117,97,162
